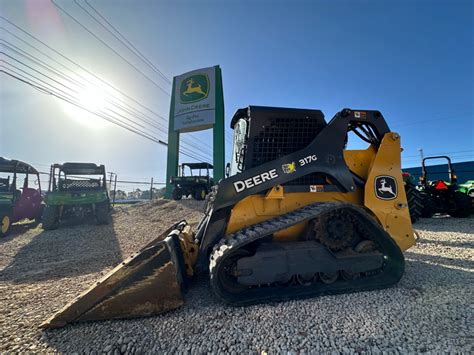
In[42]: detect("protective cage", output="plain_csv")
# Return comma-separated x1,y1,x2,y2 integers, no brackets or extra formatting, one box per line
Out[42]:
231,106,328,186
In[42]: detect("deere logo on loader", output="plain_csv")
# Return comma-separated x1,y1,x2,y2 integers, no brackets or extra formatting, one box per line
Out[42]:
180,74,209,103
375,176,398,200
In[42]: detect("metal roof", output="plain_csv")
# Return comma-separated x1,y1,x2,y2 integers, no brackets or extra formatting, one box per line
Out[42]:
182,162,213,169
0,157,39,174
54,162,105,175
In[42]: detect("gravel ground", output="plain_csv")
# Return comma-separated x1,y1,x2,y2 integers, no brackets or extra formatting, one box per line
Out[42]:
0,202,472,353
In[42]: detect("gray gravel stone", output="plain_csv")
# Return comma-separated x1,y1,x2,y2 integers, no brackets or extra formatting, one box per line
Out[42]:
0,203,472,353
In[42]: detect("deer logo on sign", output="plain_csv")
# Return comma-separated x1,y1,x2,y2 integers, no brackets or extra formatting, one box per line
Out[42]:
375,176,398,200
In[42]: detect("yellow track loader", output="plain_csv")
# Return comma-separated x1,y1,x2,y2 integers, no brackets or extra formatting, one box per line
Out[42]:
41,107,415,329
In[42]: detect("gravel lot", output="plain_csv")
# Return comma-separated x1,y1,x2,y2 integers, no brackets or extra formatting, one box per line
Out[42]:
0,201,472,353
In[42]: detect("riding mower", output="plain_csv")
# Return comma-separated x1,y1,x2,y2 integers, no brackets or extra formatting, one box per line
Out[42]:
0,157,43,237
42,162,111,230
42,107,416,329
417,156,471,217
170,162,214,200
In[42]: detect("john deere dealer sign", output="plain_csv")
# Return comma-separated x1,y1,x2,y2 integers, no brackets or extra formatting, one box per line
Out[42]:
173,66,217,132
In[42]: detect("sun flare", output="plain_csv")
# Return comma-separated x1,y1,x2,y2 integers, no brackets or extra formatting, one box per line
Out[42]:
59,76,122,129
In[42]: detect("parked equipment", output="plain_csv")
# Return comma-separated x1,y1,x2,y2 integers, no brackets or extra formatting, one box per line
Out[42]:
42,107,415,329
0,157,43,237
171,163,214,200
457,180,474,209
402,172,424,223
42,162,111,230
418,156,471,218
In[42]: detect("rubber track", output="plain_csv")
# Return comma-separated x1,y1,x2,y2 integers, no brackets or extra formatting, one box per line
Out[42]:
209,202,405,305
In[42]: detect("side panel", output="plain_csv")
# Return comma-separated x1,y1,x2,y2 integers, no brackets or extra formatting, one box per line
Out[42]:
365,133,415,251
225,145,378,239
45,191,109,205
226,190,362,239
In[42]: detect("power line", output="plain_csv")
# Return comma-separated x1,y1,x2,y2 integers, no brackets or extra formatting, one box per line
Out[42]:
51,0,170,96
402,149,474,158
0,21,213,160
1,41,212,160
1,16,225,162
0,22,214,154
1,66,210,163
78,0,234,146
78,0,171,84
403,154,474,163
392,112,473,128
0,64,162,144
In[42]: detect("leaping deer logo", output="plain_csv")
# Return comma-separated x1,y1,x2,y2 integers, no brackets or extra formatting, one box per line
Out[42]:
183,79,206,97
378,178,396,197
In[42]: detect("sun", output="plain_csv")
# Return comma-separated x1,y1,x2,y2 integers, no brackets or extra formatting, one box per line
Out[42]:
59,76,122,129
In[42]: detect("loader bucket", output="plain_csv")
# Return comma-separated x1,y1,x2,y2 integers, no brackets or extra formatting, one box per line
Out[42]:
40,222,189,329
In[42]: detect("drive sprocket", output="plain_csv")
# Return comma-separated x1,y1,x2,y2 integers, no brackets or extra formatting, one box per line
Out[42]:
311,210,358,251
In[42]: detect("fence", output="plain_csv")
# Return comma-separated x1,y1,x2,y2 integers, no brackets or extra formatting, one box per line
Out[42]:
37,171,166,204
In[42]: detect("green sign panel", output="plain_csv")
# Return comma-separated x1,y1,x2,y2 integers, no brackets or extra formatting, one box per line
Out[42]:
174,67,216,133
165,65,225,199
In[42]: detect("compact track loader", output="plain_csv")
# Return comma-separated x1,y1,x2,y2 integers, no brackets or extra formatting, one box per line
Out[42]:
42,107,415,329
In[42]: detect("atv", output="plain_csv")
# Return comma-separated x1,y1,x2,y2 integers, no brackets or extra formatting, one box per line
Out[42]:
42,162,111,230
0,157,43,237
418,156,471,218
170,162,214,200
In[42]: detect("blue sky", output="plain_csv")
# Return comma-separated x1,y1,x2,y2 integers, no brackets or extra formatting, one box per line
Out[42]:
1,0,473,188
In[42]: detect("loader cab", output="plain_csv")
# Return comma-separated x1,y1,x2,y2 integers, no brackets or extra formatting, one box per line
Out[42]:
229,106,327,185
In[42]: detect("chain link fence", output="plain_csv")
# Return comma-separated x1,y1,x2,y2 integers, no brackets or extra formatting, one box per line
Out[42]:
37,171,166,204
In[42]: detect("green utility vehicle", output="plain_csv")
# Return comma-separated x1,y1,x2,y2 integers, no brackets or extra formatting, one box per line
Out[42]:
170,162,214,200
418,156,471,218
42,162,110,230
0,157,43,237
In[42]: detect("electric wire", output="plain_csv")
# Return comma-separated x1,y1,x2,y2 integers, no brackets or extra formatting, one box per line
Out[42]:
0,23,214,153
0,40,212,160
51,0,170,96
78,0,171,84
0,66,210,162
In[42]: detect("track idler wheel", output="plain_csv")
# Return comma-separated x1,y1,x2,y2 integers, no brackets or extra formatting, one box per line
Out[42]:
319,272,339,284
217,249,251,293
296,273,318,286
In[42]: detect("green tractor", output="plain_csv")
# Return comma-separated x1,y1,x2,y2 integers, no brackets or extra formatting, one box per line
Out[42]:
418,156,471,218
170,162,214,200
42,162,111,230
457,180,474,209
402,171,425,223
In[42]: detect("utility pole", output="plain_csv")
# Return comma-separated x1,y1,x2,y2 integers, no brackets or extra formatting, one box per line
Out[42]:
150,177,154,200
418,148,424,165
109,172,115,186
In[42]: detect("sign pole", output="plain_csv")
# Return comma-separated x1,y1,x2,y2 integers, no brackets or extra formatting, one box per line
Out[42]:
213,65,225,182
165,78,179,199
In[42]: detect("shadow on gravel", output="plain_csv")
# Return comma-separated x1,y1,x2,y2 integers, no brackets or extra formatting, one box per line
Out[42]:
0,218,122,283
405,251,474,270
415,216,473,233
417,237,474,249
0,221,39,245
